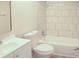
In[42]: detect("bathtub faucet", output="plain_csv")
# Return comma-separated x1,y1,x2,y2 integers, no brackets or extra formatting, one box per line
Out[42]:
41,30,46,36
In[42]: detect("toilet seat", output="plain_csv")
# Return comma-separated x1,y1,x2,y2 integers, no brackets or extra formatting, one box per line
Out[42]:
33,44,54,55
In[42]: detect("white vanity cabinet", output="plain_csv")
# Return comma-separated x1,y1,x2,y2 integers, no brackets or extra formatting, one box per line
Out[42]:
2,40,32,58
0,36,32,58
5,42,32,58
14,43,32,58
5,43,32,58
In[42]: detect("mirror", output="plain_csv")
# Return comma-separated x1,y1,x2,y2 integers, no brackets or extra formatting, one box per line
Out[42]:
0,1,12,35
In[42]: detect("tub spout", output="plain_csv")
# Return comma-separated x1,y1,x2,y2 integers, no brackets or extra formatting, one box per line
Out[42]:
42,30,46,36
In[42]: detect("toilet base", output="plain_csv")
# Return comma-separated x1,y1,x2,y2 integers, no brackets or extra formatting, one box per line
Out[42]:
32,50,53,58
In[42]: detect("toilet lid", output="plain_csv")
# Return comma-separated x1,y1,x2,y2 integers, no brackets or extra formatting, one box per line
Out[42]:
34,44,54,52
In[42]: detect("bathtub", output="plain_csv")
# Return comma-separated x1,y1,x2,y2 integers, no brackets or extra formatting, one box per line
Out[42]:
39,35,79,58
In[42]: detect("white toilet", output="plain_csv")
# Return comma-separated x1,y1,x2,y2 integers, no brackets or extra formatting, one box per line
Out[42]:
33,43,54,58
23,30,54,58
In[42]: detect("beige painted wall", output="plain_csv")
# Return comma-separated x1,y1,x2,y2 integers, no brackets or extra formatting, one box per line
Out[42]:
11,1,47,46
0,2,12,40
0,2,11,35
0,1,41,40
47,1,79,39
11,1,38,37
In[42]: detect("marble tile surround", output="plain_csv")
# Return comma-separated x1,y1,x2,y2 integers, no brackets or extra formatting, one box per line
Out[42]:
46,2,79,39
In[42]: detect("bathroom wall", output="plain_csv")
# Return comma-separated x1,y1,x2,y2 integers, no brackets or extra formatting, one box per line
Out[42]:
26,2,47,47
0,2,11,35
0,1,41,40
11,1,38,37
1,1,79,41
47,2,79,39
0,2,12,40
37,1,47,38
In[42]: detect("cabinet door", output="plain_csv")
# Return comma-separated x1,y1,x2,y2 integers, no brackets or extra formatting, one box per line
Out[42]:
14,43,32,58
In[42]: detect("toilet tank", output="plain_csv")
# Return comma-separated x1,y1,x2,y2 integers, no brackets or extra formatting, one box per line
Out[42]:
23,30,37,38
23,30,40,48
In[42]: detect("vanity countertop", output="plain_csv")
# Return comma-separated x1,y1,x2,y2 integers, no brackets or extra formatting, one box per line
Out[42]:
0,36,31,58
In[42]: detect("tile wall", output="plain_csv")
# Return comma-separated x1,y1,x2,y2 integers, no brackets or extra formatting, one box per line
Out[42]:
47,2,79,39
